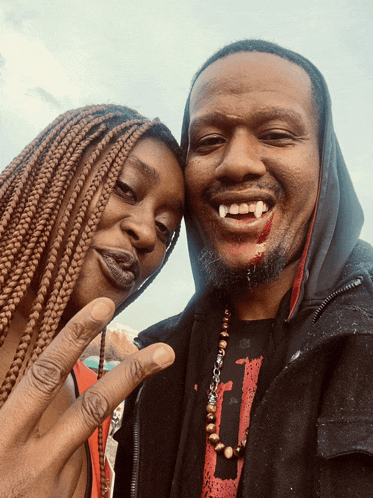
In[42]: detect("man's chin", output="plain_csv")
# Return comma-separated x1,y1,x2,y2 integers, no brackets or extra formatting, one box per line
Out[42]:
198,246,287,292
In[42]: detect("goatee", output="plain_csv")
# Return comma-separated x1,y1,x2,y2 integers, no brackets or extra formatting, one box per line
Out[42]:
199,246,287,291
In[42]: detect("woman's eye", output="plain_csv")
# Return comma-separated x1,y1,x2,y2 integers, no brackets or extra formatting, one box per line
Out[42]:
114,181,137,203
155,221,171,244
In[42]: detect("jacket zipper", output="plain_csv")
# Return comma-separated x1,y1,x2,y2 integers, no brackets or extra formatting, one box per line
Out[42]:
130,386,143,498
311,277,362,326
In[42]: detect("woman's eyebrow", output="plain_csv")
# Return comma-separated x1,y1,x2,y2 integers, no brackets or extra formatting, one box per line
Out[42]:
125,156,184,214
126,156,160,184
169,197,184,216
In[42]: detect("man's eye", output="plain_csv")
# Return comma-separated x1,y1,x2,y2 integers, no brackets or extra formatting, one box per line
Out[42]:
114,181,136,202
194,136,225,152
260,130,295,145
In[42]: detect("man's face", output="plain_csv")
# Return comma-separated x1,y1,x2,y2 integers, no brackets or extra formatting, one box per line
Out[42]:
185,52,320,277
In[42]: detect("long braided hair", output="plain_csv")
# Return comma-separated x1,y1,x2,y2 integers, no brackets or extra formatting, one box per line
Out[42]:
0,103,183,495
0,104,182,403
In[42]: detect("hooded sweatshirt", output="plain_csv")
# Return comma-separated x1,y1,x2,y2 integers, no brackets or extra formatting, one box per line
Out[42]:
113,53,373,498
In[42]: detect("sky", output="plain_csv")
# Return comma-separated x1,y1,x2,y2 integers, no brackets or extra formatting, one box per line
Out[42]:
1,0,372,330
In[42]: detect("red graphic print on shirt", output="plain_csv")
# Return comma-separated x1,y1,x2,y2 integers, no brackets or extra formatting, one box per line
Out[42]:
202,356,263,498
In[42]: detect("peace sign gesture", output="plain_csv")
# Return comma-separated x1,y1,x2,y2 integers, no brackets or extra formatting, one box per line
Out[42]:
0,298,174,498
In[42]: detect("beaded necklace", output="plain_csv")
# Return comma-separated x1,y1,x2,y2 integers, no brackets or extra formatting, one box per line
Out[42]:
205,308,248,459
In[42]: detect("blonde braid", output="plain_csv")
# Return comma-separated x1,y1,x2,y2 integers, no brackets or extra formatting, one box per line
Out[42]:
30,122,149,360
0,123,132,387
0,121,108,344
0,105,182,416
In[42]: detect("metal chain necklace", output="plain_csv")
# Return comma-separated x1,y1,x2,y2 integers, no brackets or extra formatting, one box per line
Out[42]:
205,308,248,459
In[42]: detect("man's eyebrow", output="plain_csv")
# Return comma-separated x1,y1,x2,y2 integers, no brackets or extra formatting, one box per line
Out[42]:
251,107,308,129
189,107,308,133
126,156,160,183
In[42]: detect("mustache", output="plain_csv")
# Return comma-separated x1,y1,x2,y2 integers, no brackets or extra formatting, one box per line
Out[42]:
203,181,282,204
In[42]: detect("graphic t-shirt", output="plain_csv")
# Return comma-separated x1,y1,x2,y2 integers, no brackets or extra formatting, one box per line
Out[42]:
201,318,274,498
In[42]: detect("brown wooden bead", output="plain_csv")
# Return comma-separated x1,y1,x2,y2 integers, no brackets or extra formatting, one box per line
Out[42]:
206,404,217,413
241,438,247,448
233,445,244,457
223,316,229,322
222,323,229,330
206,412,216,423
220,331,229,339
215,442,225,453
208,433,220,444
219,348,226,356
223,446,234,459
224,310,231,317
219,340,228,349
206,423,216,434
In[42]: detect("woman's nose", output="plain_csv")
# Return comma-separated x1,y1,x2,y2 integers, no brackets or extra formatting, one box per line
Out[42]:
120,213,157,253
215,130,266,182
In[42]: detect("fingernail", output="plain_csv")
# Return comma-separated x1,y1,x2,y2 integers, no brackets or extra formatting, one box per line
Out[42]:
90,301,113,321
151,345,174,367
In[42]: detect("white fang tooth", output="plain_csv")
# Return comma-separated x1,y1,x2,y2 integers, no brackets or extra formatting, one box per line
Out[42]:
229,203,239,215
239,203,249,214
219,205,227,218
255,200,264,219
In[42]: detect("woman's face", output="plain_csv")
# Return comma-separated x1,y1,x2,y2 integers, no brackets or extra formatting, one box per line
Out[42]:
65,136,185,319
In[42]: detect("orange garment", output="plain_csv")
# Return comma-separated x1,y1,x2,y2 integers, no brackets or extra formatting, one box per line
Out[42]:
73,361,111,498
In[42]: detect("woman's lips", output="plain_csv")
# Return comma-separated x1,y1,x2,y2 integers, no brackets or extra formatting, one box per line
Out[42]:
96,249,140,290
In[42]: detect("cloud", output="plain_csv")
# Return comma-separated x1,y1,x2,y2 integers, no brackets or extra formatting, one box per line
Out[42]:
3,8,36,30
26,86,61,108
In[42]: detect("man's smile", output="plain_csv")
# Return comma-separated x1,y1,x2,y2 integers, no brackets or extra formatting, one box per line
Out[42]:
218,200,270,219
203,188,278,238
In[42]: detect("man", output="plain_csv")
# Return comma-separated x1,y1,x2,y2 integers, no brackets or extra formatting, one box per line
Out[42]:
114,40,373,497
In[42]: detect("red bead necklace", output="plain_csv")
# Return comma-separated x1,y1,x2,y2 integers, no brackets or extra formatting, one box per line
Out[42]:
205,308,247,459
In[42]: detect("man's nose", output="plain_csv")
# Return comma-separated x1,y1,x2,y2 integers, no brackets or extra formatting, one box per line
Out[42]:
215,130,266,182
120,212,156,253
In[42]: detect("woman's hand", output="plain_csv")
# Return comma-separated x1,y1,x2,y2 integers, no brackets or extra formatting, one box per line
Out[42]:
0,297,174,498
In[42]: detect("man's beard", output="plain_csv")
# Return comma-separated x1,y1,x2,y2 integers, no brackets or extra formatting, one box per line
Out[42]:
199,245,287,292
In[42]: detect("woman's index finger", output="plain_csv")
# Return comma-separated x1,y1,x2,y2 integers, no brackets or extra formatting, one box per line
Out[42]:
44,343,175,465
0,298,115,442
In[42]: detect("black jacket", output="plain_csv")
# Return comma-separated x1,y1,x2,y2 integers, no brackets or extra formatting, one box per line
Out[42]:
114,241,373,497
114,55,373,497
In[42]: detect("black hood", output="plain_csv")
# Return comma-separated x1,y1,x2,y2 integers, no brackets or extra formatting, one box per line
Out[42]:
181,49,364,321
286,83,364,318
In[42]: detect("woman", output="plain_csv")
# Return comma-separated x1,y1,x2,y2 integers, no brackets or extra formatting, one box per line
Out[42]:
0,104,184,497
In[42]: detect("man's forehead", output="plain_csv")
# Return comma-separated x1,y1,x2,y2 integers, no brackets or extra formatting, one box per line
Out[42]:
190,52,314,114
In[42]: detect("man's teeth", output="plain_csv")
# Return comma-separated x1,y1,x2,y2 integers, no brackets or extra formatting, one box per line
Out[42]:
219,201,270,219
255,200,263,219
219,205,228,217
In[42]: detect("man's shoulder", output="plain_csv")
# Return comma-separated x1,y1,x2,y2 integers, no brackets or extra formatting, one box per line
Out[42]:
134,294,198,349
350,239,373,271
343,239,373,279
135,314,184,348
